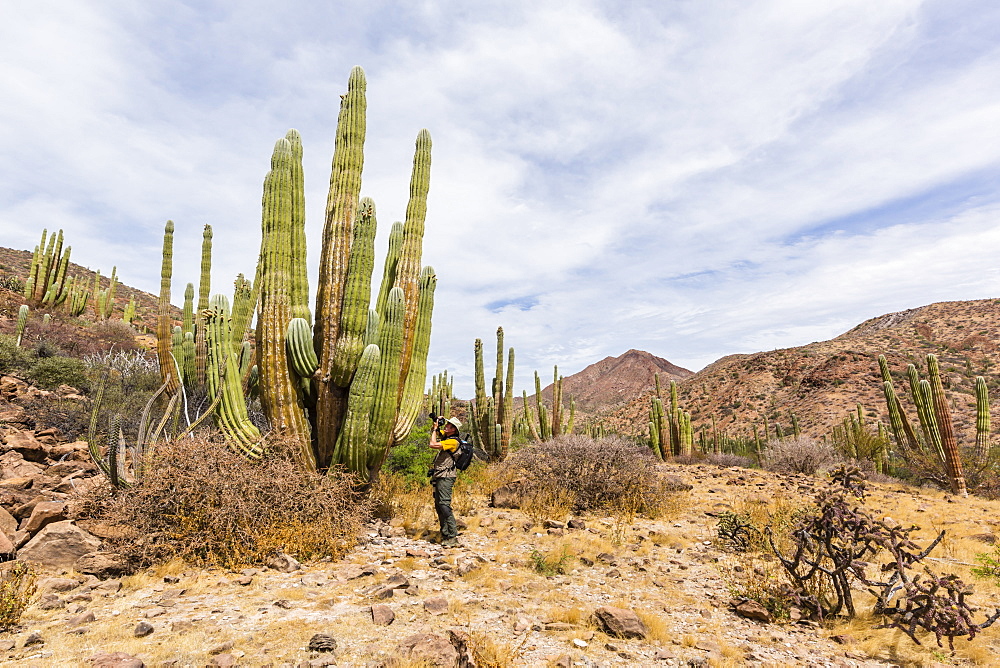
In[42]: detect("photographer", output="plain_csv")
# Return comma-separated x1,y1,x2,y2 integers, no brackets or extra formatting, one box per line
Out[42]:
428,415,463,547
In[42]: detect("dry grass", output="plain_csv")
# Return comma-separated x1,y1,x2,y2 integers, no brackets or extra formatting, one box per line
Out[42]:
468,630,524,668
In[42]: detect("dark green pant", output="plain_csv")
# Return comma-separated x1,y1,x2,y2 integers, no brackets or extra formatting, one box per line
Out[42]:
432,477,457,540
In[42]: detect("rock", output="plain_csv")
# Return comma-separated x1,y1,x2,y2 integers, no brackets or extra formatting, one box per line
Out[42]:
371,604,395,626
38,576,79,592
0,477,32,491
386,573,409,588
210,654,236,667
661,474,693,491
397,633,459,667
593,606,648,639
448,628,475,666
18,520,102,568
21,501,67,534
134,621,154,637
266,551,301,572
596,552,617,565
490,485,521,509
37,593,64,610
170,619,193,632
235,575,253,586
76,552,129,579
307,633,337,653
92,579,122,594
12,494,48,520
423,596,449,615
360,583,394,599
0,531,14,558
23,630,44,646
0,506,16,538
567,518,586,530
733,598,774,623
67,611,96,626
405,548,430,558
208,640,234,655
2,428,48,462
340,563,377,580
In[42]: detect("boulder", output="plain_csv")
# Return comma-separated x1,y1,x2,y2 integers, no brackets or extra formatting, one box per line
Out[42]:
76,551,130,579
21,501,67,534
13,494,50,520
307,633,337,653
0,376,28,401
371,604,395,626
732,598,774,623
266,551,301,572
88,652,144,667
396,633,460,667
423,596,449,615
490,485,521,509
18,520,102,568
593,606,649,639
1,428,48,462
0,506,17,536
0,532,14,558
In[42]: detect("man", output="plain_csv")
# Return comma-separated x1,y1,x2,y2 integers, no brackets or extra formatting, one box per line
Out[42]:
428,416,463,547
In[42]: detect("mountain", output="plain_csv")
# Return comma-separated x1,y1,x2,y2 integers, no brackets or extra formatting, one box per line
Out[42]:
599,298,1000,443
534,349,693,413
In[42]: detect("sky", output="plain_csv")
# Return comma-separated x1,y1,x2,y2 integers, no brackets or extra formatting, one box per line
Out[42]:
2,0,1000,398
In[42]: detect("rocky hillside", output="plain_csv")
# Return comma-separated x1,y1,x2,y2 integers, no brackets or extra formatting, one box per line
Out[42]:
0,246,164,331
600,298,1000,443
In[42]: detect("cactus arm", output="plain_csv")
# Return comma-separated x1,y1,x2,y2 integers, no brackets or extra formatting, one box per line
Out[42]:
393,265,437,443
285,129,311,324
330,196,377,386
365,287,405,475
393,129,432,391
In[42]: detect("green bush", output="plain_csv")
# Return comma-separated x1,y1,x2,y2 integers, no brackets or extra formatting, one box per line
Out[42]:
27,356,90,391
0,335,32,374
385,420,434,484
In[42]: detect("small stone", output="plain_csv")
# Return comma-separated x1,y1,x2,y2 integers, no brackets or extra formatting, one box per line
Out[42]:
371,604,395,626
210,654,236,667
88,651,145,667
266,551,301,573
307,633,337,653
733,598,774,623
572,638,588,648
67,611,96,626
23,631,44,647
567,518,586,530
134,621,154,637
423,596,449,615
593,606,648,639
163,575,180,584
208,640,234,655
235,575,253,586
273,599,292,609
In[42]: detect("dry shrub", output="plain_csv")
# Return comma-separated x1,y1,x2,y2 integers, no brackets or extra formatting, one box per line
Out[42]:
0,562,36,630
499,434,674,516
87,435,371,570
705,453,755,468
761,436,841,475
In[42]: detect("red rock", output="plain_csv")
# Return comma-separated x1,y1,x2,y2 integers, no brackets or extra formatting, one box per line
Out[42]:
593,606,649,639
18,520,102,568
21,501,67,534
371,604,395,626
397,633,459,667
2,428,48,462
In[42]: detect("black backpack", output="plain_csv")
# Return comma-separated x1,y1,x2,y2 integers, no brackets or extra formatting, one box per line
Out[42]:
451,436,475,471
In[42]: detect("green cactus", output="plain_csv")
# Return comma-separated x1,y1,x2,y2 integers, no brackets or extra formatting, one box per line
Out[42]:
204,294,263,457
15,305,28,346
156,221,180,394
878,354,968,497
122,297,137,325
975,375,991,465
256,137,313,463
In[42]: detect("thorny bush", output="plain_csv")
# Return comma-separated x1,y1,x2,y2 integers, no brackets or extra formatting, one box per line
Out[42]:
761,436,841,475
0,562,36,630
768,465,1000,649
498,434,680,516
85,435,372,571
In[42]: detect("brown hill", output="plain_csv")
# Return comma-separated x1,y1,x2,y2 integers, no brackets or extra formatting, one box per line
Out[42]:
533,349,693,414
599,298,1000,446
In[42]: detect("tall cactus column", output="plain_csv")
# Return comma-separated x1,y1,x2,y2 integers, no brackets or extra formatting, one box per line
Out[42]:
313,66,367,467
156,221,180,394
256,138,313,465
926,355,968,497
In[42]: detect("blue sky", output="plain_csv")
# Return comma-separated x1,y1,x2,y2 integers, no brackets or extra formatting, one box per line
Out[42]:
2,1,1000,398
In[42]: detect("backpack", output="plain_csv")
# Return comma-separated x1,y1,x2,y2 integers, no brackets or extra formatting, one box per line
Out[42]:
451,437,475,471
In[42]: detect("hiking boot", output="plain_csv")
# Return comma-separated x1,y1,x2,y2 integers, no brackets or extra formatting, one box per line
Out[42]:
441,537,460,548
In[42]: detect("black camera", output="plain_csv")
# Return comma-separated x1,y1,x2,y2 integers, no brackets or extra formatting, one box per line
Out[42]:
429,412,447,428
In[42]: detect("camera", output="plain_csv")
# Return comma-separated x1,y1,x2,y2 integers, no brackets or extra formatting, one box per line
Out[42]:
429,412,447,428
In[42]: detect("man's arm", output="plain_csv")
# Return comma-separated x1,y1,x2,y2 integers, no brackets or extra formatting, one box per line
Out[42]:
429,425,443,450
